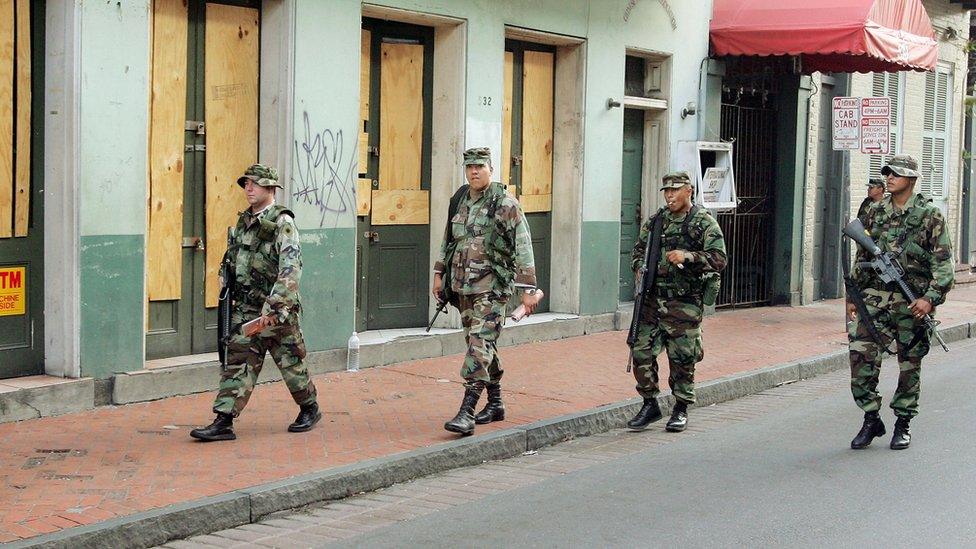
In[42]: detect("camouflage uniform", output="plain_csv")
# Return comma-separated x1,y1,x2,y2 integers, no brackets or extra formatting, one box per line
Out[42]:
849,165,954,420
434,148,536,388
630,174,727,404
212,164,317,417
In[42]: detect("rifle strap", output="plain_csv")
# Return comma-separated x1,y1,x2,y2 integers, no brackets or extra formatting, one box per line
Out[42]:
680,206,700,250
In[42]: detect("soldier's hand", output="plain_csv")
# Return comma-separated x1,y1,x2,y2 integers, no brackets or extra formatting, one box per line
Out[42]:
909,298,933,319
846,302,857,321
666,250,689,267
521,289,543,315
432,273,444,303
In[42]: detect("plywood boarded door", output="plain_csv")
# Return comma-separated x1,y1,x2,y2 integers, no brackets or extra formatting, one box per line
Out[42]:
357,20,433,331
503,40,553,312
146,0,257,359
0,0,43,378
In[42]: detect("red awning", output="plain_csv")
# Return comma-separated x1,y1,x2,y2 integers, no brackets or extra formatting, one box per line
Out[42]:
710,0,938,73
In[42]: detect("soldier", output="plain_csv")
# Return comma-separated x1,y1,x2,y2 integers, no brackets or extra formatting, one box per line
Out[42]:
432,147,542,436
626,172,727,432
847,155,954,450
856,177,886,221
190,164,321,442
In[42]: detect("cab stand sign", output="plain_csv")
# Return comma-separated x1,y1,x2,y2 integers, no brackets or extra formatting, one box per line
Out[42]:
832,96,891,154
0,266,26,316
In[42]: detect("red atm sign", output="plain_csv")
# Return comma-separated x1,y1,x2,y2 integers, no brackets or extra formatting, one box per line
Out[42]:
0,266,25,316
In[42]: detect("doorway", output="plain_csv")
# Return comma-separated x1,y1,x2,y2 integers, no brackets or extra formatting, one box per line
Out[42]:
356,19,433,331
0,0,43,378
619,108,644,301
812,75,845,300
145,0,259,359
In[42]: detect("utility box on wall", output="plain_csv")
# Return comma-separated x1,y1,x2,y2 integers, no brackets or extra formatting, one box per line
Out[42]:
675,141,737,211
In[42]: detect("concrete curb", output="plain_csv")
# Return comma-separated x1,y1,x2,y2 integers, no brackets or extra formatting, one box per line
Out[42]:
13,320,973,549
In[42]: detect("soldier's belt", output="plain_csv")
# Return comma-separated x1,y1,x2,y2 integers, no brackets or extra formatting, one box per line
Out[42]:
650,286,697,299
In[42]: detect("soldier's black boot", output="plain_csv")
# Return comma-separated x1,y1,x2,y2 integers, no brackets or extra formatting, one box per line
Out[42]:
850,411,885,449
444,384,483,436
627,397,663,430
666,401,688,432
288,402,322,433
474,382,505,424
889,417,911,450
190,412,236,442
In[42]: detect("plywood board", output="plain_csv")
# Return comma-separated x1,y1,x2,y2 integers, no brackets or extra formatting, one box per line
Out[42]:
147,0,188,301
371,189,429,225
378,42,423,191
519,193,551,213
506,184,517,197
0,0,13,239
204,3,257,307
359,30,370,175
520,50,554,197
501,51,513,186
12,0,29,237
357,178,372,216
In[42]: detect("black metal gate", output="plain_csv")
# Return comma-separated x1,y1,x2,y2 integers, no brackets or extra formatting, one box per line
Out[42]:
717,95,775,308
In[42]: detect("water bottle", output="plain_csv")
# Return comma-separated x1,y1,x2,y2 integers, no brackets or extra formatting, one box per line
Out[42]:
346,331,360,372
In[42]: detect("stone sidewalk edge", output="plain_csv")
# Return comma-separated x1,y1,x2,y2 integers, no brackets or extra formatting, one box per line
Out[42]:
11,320,974,549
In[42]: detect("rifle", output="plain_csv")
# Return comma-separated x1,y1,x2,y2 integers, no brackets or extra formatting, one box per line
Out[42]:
842,218,949,352
217,228,235,368
426,291,451,332
626,210,664,372
841,217,888,351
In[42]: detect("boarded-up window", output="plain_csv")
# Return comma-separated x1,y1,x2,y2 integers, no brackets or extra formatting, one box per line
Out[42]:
920,65,952,198
867,72,903,179
0,0,32,239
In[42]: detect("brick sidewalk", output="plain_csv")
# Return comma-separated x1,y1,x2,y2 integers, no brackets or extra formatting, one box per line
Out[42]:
2,287,974,543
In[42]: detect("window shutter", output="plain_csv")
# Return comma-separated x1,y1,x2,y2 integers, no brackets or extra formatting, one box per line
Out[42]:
921,66,951,198
868,73,902,178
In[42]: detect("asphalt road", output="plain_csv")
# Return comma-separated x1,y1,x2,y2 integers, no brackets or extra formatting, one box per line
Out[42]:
326,338,976,548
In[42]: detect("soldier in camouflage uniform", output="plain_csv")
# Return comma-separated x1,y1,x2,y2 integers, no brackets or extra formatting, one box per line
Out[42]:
626,172,727,432
191,164,320,442
847,155,954,450
433,147,541,436
856,177,885,222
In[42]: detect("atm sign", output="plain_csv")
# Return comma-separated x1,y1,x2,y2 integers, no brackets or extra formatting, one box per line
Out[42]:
0,266,25,316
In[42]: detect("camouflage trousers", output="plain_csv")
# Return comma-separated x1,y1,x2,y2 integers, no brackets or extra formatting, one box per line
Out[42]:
458,293,508,388
848,288,929,419
631,295,704,404
213,313,317,417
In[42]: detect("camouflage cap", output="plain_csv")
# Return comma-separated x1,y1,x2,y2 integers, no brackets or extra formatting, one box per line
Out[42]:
867,177,885,187
237,163,282,189
660,171,692,190
462,147,492,166
880,155,920,179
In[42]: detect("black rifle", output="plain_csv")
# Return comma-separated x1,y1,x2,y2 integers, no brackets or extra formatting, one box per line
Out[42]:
217,228,235,368
841,217,887,350
426,185,469,332
626,210,664,372
842,218,949,352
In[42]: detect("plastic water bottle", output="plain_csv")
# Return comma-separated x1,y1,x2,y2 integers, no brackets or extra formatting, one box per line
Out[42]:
346,331,360,372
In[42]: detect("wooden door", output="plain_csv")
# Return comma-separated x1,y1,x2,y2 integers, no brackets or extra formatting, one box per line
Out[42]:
145,0,257,359
503,40,553,312
0,0,43,378
356,20,433,331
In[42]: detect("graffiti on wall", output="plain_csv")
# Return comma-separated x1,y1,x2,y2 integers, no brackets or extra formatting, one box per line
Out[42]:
291,112,358,228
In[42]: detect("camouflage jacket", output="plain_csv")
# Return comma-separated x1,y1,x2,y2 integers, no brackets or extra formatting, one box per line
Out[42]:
225,203,303,323
434,182,536,296
853,193,954,306
631,207,727,294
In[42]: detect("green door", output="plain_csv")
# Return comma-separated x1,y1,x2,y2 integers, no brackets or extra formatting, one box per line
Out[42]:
0,2,44,379
356,20,433,331
146,0,258,359
619,109,644,301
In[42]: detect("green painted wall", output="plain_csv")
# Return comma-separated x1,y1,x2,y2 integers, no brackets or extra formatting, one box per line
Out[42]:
579,221,622,314
299,228,357,351
79,235,145,378
771,75,808,306
77,1,151,377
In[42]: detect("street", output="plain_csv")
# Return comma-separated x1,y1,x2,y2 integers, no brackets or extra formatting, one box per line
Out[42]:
173,337,976,548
